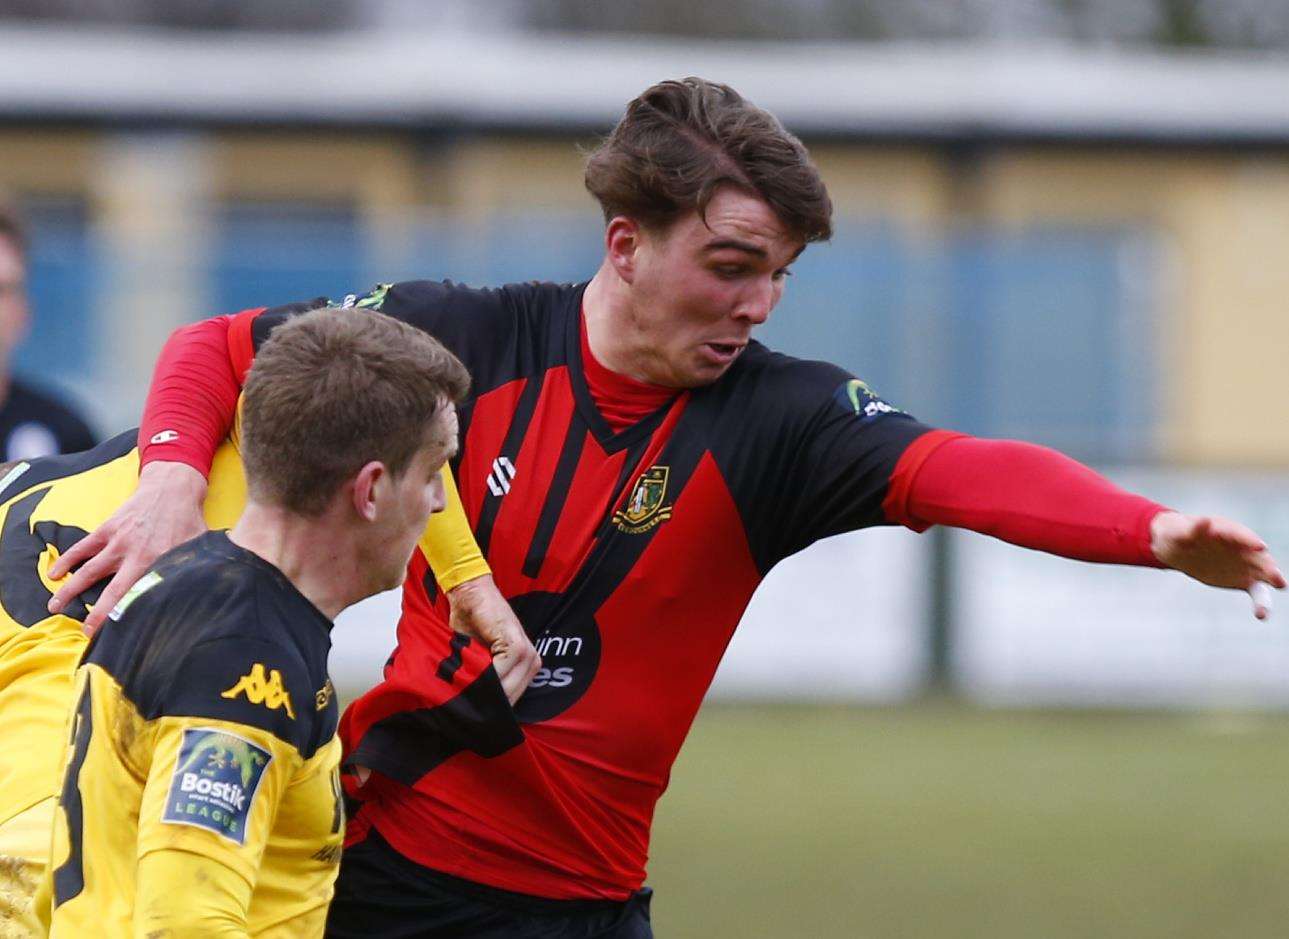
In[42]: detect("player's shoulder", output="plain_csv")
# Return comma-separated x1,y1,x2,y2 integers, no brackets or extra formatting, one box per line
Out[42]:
714,342,857,414
705,343,917,448
89,531,335,756
0,428,136,505
360,278,579,322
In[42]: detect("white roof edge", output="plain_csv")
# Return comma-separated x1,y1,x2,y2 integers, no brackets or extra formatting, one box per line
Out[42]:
1,25,1288,141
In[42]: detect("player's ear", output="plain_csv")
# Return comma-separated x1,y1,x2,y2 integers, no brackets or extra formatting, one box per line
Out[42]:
350,461,386,522
605,216,641,284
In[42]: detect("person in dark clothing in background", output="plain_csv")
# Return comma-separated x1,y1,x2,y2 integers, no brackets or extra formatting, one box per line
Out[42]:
0,205,96,461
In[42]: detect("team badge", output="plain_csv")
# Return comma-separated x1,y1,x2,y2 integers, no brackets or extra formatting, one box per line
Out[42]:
835,378,904,423
612,465,673,534
162,728,272,844
221,663,296,719
342,283,392,311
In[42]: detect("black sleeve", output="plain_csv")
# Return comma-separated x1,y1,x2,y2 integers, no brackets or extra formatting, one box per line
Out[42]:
247,280,527,398
718,357,935,571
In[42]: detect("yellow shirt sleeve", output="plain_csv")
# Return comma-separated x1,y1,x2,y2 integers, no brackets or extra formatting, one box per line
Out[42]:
420,465,491,592
134,849,252,938
136,717,301,905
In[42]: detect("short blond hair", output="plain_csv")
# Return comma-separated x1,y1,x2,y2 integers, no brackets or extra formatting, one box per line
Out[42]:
241,308,469,516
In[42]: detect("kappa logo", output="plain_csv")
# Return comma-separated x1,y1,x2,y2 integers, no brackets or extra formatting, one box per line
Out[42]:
221,663,296,720
486,456,517,496
612,465,673,534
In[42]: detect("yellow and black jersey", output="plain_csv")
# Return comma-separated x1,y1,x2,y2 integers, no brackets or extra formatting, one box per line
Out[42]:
0,431,247,834
0,426,486,935
43,530,342,938
0,429,486,835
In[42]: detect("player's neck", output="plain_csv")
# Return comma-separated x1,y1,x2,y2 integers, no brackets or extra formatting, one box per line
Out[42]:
584,263,666,386
228,504,365,620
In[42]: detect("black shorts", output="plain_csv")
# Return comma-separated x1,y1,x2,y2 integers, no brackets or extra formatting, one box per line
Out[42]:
325,826,654,939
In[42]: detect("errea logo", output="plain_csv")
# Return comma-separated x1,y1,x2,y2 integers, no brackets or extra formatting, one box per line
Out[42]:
221,663,296,720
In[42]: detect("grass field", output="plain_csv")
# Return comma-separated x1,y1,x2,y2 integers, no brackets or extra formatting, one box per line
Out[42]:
647,703,1289,938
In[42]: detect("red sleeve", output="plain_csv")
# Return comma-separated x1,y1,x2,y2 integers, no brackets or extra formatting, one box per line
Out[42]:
138,308,263,476
883,434,1166,567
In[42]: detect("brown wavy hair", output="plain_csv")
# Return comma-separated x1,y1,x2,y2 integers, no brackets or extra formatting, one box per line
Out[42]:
585,77,832,244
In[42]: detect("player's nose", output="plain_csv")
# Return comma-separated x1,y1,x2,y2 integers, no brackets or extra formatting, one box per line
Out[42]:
734,278,775,325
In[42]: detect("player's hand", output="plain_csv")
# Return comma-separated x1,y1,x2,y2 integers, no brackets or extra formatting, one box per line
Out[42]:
47,460,209,634
1150,511,1286,620
447,573,541,704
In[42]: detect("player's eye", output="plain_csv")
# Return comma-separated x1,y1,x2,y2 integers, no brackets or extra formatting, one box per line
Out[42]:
772,268,793,281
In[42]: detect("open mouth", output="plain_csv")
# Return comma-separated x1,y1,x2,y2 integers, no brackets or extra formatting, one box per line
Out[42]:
704,342,743,361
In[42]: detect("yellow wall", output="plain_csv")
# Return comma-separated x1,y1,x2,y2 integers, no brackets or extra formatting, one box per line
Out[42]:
975,149,1289,466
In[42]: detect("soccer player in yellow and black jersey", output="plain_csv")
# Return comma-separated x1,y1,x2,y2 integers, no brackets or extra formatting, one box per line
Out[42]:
36,307,478,936
0,432,494,937
0,432,246,938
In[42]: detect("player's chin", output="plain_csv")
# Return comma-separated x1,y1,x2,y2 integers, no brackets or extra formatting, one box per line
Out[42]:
682,354,738,387
377,557,411,594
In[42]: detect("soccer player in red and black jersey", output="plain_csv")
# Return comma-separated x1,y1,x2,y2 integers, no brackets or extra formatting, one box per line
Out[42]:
50,79,1283,938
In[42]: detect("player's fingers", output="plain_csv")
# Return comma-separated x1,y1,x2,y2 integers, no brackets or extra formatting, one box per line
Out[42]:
1250,553,1287,590
1208,517,1266,551
495,653,527,704
47,527,110,581
495,640,542,704
1250,582,1274,621
48,548,119,614
82,563,148,634
1234,545,1285,586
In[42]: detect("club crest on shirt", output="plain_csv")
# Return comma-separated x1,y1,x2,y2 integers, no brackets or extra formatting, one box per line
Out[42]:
834,378,904,423
612,465,672,534
162,728,272,845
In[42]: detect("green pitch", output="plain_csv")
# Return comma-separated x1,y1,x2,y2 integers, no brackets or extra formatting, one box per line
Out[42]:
649,703,1289,939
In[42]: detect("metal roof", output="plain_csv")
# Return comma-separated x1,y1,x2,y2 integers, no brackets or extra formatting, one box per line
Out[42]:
2,24,1288,143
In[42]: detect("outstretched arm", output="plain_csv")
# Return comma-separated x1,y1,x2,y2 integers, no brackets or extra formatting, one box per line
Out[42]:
886,433,1285,619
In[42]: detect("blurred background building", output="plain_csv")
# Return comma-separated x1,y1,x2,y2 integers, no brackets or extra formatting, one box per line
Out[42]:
1,1,1286,708
3,3,1289,937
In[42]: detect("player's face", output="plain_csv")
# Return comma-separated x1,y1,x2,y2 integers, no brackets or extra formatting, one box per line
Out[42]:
0,235,29,359
371,404,459,591
628,187,803,387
